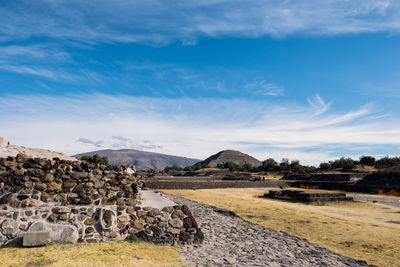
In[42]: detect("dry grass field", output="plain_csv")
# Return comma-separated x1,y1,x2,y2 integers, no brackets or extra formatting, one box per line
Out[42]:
164,188,400,267
0,241,186,267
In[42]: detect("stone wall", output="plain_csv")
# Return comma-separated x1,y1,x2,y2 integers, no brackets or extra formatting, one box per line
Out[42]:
0,154,203,246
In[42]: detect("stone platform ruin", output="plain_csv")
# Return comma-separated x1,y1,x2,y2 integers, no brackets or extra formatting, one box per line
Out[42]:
0,154,203,247
264,189,354,204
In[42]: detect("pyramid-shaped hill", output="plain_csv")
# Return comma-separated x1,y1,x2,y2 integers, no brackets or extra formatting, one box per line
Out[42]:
198,150,262,168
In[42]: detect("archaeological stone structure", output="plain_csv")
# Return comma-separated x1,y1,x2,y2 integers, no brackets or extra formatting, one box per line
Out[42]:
0,154,203,247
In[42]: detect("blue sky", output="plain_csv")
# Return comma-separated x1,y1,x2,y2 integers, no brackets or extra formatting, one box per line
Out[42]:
1,0,400,164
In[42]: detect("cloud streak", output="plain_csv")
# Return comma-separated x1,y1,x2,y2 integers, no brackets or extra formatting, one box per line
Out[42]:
245,80,285,96
0,1,399,46
0,93,399,164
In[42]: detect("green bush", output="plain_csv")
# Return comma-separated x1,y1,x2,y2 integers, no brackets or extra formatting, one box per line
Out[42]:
80,154,109,166
164,165,183,172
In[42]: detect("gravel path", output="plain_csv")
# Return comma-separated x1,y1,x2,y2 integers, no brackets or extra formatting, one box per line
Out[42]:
167,194,375,267
139,190,176,210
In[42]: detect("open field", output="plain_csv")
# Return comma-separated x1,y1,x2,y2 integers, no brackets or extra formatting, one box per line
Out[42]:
0,241,186,267
163,188,400,267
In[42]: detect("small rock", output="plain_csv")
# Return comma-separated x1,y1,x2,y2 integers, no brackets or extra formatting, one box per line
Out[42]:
133,220,144,231
116,198,125,206
102,198,115,205
41,192,51,202
80,197,93,205
47,182,62,192
63,180,77,188
16,153,29,163
21,198,38,208
126,207,135,215
110,232,119,238
160,213,170,222
183,216,198,229
147,208,161,217
169,218,183,228
166,227,180,235
145,216,155,224
181,205,193,217
34,183,47,190
118,215,131,224
171,210,185,219
85,218,94,225
41,173,54,182
162,206,174,213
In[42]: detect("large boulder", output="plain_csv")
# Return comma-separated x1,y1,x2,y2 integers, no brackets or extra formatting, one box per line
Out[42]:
23,231,51,247
28,221,78,243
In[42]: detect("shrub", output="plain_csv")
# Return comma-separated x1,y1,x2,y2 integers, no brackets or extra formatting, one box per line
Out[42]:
329,157,355,171
375,156,400,169
164,165,183,172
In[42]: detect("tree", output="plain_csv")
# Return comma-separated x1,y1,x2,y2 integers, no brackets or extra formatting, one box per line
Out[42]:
329,157,355,170
279,158,290,171
80,154,109,165
260,158,278,171
359,156,375,166
290,160,303,173
319,162,331,170
242,163,255,172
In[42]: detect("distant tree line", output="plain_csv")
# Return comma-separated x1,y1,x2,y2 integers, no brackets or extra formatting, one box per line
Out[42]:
164,155,400,174
80,154,109,166
319,155,400,170
164,163,202,172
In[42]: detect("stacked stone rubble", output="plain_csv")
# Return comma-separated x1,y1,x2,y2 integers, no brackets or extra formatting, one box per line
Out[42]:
0,154,203,246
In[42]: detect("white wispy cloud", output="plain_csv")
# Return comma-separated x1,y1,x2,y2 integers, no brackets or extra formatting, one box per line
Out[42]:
0,44,74,80
0,1,399,45
307,93,332,115
0,44,69,60
245,80,285,96
0,65,75,81
0,93,399,164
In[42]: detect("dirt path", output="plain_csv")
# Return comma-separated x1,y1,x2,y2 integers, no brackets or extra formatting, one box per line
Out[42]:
348,193,400,208
167,194,374,267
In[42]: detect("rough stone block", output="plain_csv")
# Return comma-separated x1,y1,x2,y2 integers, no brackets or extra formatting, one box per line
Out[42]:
22,231,51,247
29,221,79,243
1,219,19,236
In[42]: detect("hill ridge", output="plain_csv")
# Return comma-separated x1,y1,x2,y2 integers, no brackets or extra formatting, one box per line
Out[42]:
74,149,200,170
198,149,262,168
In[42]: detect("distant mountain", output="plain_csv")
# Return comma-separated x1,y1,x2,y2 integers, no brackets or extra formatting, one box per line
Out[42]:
73,149,200,170
198,150,262,168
